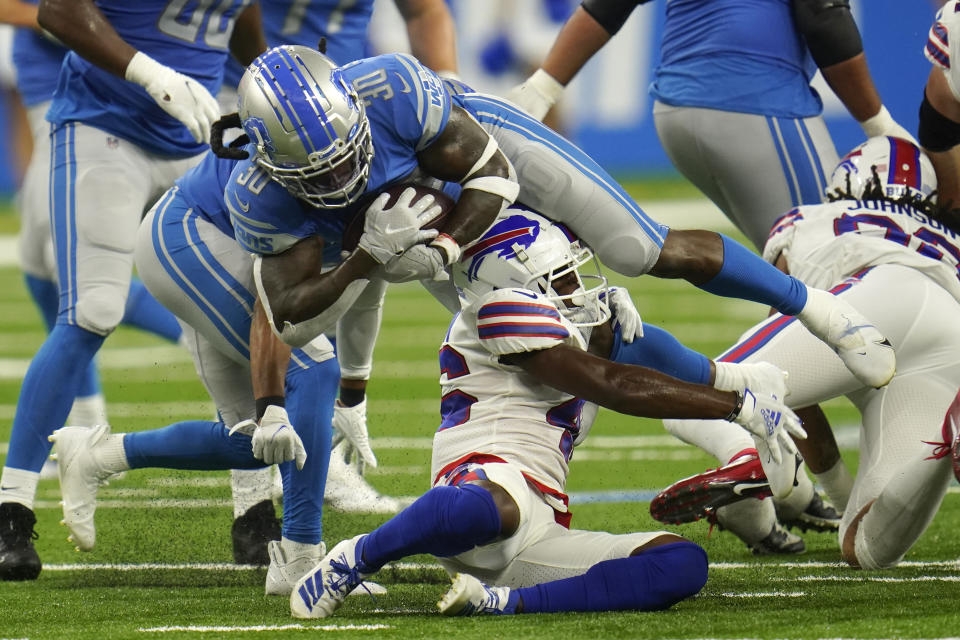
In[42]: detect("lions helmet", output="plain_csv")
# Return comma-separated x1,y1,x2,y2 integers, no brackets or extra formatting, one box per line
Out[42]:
238,45,374,208
828,136,936,201
454,208,611,328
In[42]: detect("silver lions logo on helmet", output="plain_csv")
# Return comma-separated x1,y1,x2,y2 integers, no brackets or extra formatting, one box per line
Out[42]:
238,45,375,209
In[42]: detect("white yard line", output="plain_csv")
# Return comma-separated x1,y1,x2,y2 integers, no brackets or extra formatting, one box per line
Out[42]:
138,624,393,633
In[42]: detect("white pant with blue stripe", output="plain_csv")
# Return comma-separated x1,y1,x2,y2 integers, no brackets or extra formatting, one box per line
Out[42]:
653,101,838,249
458,94,669,277
49,122,201,335
135,187,336,428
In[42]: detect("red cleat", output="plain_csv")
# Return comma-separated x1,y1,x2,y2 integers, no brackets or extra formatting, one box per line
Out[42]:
650,451,773,525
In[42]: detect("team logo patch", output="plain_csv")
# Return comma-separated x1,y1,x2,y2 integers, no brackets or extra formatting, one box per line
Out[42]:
462,214,541,283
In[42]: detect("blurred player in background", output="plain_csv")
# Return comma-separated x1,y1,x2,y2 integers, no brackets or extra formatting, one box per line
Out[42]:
0,0,264,581
222,0,458,540
508,0,913,250
921,0,960,210
289,207,802,620
654,137,959,569
1,1,185,439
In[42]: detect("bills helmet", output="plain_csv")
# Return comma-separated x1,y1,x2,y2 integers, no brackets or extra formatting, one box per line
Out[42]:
828,136,936,201
238,45,373,208
454,207,611,328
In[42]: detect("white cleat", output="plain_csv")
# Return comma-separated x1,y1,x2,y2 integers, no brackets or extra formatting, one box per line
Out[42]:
265,540,326,596
437,573,514,616
48,425,114,551
797,287,895,388
290,535,372,619
325,444,404,514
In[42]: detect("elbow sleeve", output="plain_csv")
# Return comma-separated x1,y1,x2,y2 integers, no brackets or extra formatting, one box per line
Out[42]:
793,0,863,68
580,0,646,36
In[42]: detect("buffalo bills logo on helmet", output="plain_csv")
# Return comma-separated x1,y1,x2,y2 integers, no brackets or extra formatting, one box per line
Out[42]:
463,214,541,283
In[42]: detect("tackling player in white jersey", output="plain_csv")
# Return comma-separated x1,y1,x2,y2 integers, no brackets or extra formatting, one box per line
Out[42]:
288,206,806,619
921,1,960,218
654,137,959,569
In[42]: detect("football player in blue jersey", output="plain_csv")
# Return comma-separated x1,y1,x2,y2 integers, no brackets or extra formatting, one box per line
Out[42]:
0,0,266,581
2,1,184,437
221,46,895,406
219,0,458,533
509,0,913,250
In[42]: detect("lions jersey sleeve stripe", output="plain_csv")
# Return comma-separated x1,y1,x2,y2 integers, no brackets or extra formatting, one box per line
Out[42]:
393,54,449,150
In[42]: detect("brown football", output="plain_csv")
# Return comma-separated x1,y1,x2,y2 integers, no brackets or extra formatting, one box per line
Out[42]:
341,183,456,252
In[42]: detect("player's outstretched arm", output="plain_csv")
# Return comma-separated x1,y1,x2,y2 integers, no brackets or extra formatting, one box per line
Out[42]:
792,0,912,141
0,0,39,29
395,0,458,76
920,67,960,209
229,1,266,68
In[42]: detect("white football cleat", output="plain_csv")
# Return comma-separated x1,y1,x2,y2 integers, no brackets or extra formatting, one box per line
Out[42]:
49,425,115,551
325,443,404,514
290,534,372,619
797,287,895,388
265,540,326,596
438,573,514,616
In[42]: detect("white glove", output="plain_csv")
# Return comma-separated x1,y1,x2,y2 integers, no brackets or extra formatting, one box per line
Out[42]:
714,361,786,396
124,51,220,144
505,69,564,121
605,287,643,342
358,188,441,264
731,388,806,465
331,398,377,468
860,105,918,145
252,405,307,469
374,244,449,283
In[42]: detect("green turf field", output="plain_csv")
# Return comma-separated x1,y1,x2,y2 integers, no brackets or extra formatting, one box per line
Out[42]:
0,196,958,639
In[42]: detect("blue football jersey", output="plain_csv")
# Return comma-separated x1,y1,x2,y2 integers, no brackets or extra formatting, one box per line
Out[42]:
46,0,253,157
225,53,450,256
11,0,67,108
651,0,822,118
222,0,376,90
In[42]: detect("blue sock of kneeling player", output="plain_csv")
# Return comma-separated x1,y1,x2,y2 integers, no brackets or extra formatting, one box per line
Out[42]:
357,484,502,572
124,421,264,470
121,278,183,343
512,541,708,613
699,235,807,315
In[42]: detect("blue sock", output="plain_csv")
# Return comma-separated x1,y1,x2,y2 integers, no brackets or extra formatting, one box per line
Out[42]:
278,355,338,544
24,274,102,401
359,484,501,571
124,421,265,470
699,235,807,315
121,278,183,343
610,324,711,384
7,324,105,472
515,541,708,613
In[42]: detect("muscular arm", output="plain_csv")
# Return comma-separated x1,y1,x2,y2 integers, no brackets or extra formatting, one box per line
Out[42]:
250,295,291,405
503,344,737,420
38,0,136,77
256,235,379,329
229,1,266,67
0,0,38,29
417,106,515,250
922,68,960,208
538,6,614,86
395,0,458,74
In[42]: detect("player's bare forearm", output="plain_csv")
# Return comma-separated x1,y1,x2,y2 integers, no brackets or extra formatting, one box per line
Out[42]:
540,6,613,86
396,0,457,73
38,0,136,77
922,70,960,208
259,240,379,327
0,0,39,29
792,405,840,473
506,344,737,419
250,296,291,400
820,54,883,123
230,1,266,67
417,107,514,247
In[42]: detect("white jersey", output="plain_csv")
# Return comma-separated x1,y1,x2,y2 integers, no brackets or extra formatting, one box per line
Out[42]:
430,288,588,507
763,199,960,304
926,0,960,102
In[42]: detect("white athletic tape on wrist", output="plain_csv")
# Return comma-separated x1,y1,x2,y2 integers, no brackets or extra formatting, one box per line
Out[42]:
462,136,500,182
462,175,520,203
527,68,565,103
429,233,462,265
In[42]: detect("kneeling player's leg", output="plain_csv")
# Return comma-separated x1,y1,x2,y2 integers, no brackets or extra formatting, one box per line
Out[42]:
121,277,183,343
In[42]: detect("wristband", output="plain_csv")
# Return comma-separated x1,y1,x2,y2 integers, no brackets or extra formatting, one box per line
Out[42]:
430,233,462,265
724,390,745,422
255,396,285,422
526,68,565,103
